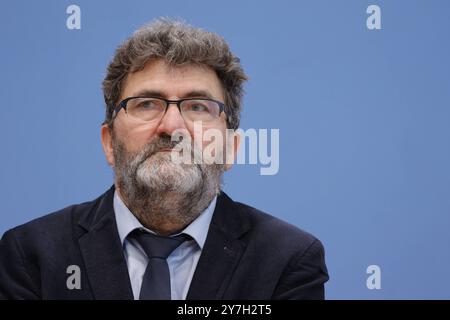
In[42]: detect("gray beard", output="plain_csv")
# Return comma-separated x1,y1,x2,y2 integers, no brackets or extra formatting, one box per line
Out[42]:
112,132,224,234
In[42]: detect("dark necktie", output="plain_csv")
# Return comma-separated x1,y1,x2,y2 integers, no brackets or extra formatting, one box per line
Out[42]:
130,229,189,300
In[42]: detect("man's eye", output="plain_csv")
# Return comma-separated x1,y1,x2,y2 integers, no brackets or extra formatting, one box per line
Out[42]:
188,103,209,112
138,100,159,109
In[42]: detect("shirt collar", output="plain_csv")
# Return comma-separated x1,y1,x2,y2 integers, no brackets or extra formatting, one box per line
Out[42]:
113,190,216,250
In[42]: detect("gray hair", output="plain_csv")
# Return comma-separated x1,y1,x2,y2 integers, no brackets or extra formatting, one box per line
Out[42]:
102,18,248,130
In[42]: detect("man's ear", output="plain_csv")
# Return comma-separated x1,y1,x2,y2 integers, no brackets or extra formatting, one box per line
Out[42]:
101,124,115,167
225,130,241,171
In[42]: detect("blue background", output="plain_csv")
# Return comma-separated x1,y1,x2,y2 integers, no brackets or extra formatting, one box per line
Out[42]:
1,0,449,299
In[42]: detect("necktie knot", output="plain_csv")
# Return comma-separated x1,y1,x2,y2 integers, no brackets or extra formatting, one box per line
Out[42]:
130,229,190,259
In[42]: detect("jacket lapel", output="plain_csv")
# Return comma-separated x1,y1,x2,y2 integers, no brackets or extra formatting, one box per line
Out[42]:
77,186,134,299
187,192,250,300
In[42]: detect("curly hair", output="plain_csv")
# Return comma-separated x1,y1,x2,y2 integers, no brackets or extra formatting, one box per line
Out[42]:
102,18,248,130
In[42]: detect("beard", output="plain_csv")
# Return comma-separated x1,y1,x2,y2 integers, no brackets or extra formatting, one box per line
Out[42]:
112,131,225,234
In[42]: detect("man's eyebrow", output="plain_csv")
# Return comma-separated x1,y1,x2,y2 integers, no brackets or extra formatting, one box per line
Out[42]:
131,89,215,100
182,90,214,100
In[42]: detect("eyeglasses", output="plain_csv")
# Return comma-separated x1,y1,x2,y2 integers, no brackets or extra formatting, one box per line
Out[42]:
112,96,226,123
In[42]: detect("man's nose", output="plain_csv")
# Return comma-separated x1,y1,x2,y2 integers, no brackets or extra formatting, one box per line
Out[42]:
155,104,188,136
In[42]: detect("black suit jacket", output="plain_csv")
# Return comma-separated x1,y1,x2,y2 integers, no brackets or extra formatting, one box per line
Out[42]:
0,186,329,300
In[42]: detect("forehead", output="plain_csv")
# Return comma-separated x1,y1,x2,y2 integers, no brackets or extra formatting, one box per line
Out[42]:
121,59,224,101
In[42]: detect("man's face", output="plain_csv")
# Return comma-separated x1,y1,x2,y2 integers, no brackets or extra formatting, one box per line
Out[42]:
110,59,228,155
100,59,238,233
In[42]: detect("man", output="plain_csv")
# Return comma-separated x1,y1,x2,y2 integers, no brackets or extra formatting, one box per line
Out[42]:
0,19,328,300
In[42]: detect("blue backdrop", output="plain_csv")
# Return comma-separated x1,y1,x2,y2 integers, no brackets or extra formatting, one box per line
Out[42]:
1,0,449,299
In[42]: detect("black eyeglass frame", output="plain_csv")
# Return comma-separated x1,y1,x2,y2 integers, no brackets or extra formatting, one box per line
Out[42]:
111,96,227,121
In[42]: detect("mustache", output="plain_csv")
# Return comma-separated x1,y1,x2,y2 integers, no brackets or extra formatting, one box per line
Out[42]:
137,134,178,162
135,133,199,167
147,134,180,154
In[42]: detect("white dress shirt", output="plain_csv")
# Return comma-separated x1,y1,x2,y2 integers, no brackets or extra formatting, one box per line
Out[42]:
113,191,216,300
